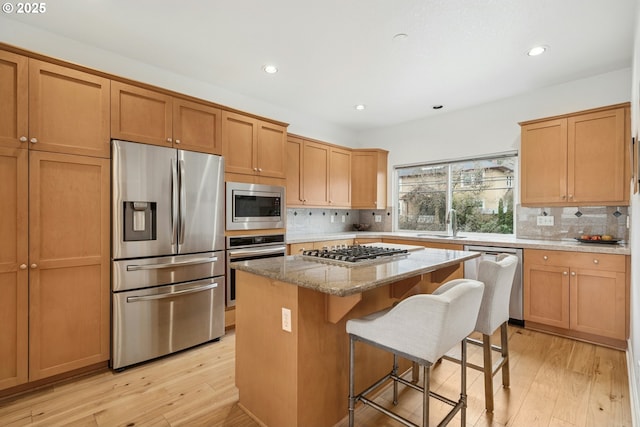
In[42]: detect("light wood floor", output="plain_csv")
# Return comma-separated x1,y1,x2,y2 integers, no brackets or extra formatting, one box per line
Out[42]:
0,326,631,427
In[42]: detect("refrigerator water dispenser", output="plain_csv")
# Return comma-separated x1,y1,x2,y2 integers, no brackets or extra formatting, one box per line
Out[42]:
123,201,157,241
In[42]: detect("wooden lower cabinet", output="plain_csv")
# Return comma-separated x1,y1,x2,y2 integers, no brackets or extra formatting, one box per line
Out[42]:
0,147,28,390
288,239,354,255
524,249,628,348
0,151,110,391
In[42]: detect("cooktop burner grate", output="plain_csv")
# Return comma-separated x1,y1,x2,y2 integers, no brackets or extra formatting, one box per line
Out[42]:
302,245,409,263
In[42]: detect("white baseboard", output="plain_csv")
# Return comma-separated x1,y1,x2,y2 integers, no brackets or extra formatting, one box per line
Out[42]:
627,341,639,427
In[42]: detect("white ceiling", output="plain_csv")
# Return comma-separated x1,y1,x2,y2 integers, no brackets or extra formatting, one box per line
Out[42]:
5,0,637,131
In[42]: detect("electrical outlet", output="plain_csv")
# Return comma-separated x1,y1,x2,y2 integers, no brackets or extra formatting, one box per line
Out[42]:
282,307,292,332
341,215,346,223
375,215,382,223
330,215,335,223
536,215,554,226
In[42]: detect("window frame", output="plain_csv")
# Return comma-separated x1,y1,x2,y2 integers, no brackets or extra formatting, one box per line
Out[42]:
393,151,518,235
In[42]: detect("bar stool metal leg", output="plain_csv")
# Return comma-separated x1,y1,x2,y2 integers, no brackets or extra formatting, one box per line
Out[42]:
501,322,510,387
348,336,355,427
393,354,399,405
423,364,429,427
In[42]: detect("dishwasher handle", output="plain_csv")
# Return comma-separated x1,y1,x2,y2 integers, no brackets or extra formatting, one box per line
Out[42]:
126,282,218,303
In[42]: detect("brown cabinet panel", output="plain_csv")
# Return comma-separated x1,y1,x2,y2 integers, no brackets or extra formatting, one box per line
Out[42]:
0,147,28,391
111,81,172,147
222,111,257,175
0,51,28,149
520,104,629,206
286,137,303,205
29,59,110,158
257,121,286,178
351,149,388,209
173,98,222,154
329,147,351,207
301,140,329,206
28,152,110,380
524,263,570,329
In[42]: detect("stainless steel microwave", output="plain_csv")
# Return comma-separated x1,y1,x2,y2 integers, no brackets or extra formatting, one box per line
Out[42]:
226,182,285,230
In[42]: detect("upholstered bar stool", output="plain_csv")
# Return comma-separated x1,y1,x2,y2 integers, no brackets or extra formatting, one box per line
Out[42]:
347,280,484,427
435,254,518,413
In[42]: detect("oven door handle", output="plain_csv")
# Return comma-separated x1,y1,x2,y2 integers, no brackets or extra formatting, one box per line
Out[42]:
228,245,287,259
126,256,219,271
126,282,219,303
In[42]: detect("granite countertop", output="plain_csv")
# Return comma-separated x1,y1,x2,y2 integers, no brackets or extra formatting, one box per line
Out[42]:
230,247,479,297
286,231,631,255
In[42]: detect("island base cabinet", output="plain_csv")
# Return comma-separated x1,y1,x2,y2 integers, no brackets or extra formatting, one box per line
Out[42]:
523,249,628,349
235,271,409,427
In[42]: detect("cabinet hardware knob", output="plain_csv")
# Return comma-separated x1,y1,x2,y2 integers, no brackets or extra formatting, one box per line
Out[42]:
568,194,573,199
543,255,548,260
253,167,258,171
571,271,576,276
19,264,27,270
561,195,566,200
167,138,172,143
563,271,568,275
30,264,37,269
30,137,38,144
593,259,599,264
19,136,27,142
175,139,181,144
258,168,263,172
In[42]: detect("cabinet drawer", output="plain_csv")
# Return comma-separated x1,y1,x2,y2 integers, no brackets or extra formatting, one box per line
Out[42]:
525,249,625,272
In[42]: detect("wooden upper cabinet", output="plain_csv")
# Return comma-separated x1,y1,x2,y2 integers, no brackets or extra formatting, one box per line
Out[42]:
173,98,222,154
329,147,351,207
286,135,352,208
0,51,28,150
29,59,110,158
28,151,110,380
351,149,388,209
520,104,629,206
222,111,287,178
111,81,173,147
0,147,29,391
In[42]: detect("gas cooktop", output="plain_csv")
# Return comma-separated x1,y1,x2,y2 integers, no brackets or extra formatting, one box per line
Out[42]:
302,245,409,264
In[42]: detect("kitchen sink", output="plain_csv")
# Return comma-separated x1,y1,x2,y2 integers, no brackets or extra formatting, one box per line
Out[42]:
416,234,466,239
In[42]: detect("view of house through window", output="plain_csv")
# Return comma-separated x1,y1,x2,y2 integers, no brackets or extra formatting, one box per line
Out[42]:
396,153,517,234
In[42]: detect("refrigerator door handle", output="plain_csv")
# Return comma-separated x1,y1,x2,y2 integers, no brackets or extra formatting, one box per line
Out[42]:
178,159,186,246
125,256,219,271
171,158,179,245
126,282,219,303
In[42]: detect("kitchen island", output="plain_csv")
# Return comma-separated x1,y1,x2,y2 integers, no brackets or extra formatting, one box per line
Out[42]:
231,246,480,427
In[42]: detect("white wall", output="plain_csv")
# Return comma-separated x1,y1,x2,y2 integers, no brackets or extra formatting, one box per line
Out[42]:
0,16,359,148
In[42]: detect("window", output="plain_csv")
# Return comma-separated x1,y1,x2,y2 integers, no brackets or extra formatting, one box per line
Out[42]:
396,153,516,234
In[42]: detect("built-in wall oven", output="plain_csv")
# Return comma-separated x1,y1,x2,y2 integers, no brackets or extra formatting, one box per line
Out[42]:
226,234,286,306
226,182,285,231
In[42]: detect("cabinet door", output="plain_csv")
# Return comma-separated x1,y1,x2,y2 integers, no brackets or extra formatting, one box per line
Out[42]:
29,152,110,380
302,140,329,206
568,108,627,204
0,147,28,390
286,137,303,206
0,51,28,149
257,121,286,178
29,60,110,158
222,111,257,175
524,263,570,328
352,150,388,208
111,81,172,147
173,98,222,155
520,119,568,205
329,147,351,207
570,268,626,340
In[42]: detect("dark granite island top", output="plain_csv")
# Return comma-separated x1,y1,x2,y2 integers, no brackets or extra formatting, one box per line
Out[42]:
229,247,481,297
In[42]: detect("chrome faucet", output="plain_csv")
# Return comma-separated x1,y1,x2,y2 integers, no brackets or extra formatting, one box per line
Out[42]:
446,209,458,237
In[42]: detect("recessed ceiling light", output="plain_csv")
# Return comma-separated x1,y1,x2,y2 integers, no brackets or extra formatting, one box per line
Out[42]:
392,33,408,41
432,105,443,110
527,46,547,56
354,104,366,111
262,64,278,74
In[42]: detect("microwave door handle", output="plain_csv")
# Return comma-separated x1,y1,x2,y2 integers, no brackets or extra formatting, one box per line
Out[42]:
171,159,178,245
178,159,186,246
126,282,219,303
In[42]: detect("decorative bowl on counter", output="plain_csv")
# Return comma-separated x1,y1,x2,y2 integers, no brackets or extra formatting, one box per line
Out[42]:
353,224,371,231
575,235,621,244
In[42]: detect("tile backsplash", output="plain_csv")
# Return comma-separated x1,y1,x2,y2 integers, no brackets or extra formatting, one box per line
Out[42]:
516,205,629,241
286,208,393,235
286,205,630,243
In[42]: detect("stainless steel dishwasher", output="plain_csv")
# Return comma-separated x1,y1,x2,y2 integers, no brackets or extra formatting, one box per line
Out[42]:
463,245,524,326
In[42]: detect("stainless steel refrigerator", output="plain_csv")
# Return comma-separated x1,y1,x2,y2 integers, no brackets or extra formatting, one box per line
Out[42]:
111,140,225,369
